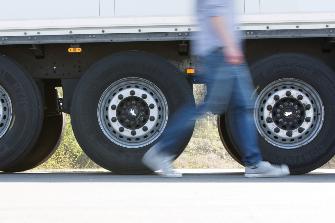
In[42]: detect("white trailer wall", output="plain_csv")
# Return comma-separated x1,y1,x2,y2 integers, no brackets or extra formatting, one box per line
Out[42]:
109,0,244,17
0,0,100,20
259,0,335,13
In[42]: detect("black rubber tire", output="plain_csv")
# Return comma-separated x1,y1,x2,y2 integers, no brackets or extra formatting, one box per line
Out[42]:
217,115,243,165
218,53,335,174
3,88,64,172
71,51,195,173
0,55,44,170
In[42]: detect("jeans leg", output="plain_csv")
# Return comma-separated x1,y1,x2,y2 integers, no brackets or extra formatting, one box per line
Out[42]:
153,102,201,157
229,64,263,166
154,50,234,156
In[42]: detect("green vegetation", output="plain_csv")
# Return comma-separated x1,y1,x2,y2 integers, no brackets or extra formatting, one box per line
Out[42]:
39,115,99,170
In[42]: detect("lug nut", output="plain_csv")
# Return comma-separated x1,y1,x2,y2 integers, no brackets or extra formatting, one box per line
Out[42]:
274,95,280,101
267,105,273,111
142,94,147,99
279,119,284,123
305,104,311,110
298,127,305,133
111,105,117,110
286,130,293,137
279,105,284,109
118,94,124,100
130,90,135,96
150,116,155,121
119,127,124,132
266,117,273,123
286,91,292,97
111,117,117,122
149,104,155,109
274,128,280,133
305,117,311,122
131,130,136,136
297,95,303,100
143,126,148,132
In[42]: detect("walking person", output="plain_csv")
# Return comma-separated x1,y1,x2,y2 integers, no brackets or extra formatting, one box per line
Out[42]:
143,0,290,178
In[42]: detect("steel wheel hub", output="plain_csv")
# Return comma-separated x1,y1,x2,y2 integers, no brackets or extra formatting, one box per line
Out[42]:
98,77,168,148
255,78,324,149
0,85,12,139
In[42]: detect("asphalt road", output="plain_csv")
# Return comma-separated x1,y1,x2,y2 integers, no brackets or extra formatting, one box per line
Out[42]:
0,169,334,223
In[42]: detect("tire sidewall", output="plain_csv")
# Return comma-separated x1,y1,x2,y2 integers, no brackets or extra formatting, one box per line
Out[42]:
0,56,43,169
251,54,335,173
72,52,194,171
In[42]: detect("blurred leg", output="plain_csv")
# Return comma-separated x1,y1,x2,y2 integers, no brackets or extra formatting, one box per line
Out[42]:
228,64,263,166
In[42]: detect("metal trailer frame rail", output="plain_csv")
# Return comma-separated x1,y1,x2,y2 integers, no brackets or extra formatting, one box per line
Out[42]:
1,13,335,45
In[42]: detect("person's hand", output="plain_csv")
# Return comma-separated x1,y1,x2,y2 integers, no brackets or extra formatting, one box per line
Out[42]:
223,46,244,65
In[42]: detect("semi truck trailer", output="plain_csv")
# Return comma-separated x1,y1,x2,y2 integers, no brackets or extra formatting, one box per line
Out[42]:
1,0,335,174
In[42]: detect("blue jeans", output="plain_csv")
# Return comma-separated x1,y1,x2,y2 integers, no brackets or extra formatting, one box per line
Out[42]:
154,48,262,166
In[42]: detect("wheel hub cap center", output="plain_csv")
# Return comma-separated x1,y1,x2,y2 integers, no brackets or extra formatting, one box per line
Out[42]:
117,96,150,130
284,111,293,117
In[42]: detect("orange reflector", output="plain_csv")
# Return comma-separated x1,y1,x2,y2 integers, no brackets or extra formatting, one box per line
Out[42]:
186,68,196,75
68,47,82,53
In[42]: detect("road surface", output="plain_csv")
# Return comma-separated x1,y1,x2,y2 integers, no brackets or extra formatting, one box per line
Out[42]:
0,169,334,223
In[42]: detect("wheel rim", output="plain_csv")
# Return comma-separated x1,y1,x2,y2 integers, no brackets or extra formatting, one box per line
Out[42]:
97,77,168,148
0,85,12,139
254,78,324,149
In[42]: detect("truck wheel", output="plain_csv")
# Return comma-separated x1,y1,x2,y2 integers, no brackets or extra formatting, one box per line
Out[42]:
218,53,335,174
71,51,195,173
3,87,64,172
0,55,43,170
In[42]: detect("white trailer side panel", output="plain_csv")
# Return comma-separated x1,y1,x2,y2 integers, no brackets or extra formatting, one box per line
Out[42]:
260,0,335,13
111,0,244,17
100,0,115,17
113,0,194,17
0,0,100,20
245,0,260,14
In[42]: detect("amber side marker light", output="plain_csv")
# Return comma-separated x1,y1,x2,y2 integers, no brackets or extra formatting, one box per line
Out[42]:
68,47,82,53
186,68,196,75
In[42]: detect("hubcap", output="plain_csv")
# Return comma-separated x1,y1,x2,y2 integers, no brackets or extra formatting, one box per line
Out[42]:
0,85,12,139
255,78,324,149
98,77,168,148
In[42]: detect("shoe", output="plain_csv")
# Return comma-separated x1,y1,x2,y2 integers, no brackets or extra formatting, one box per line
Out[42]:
142,148,182,178
245,161,290,178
